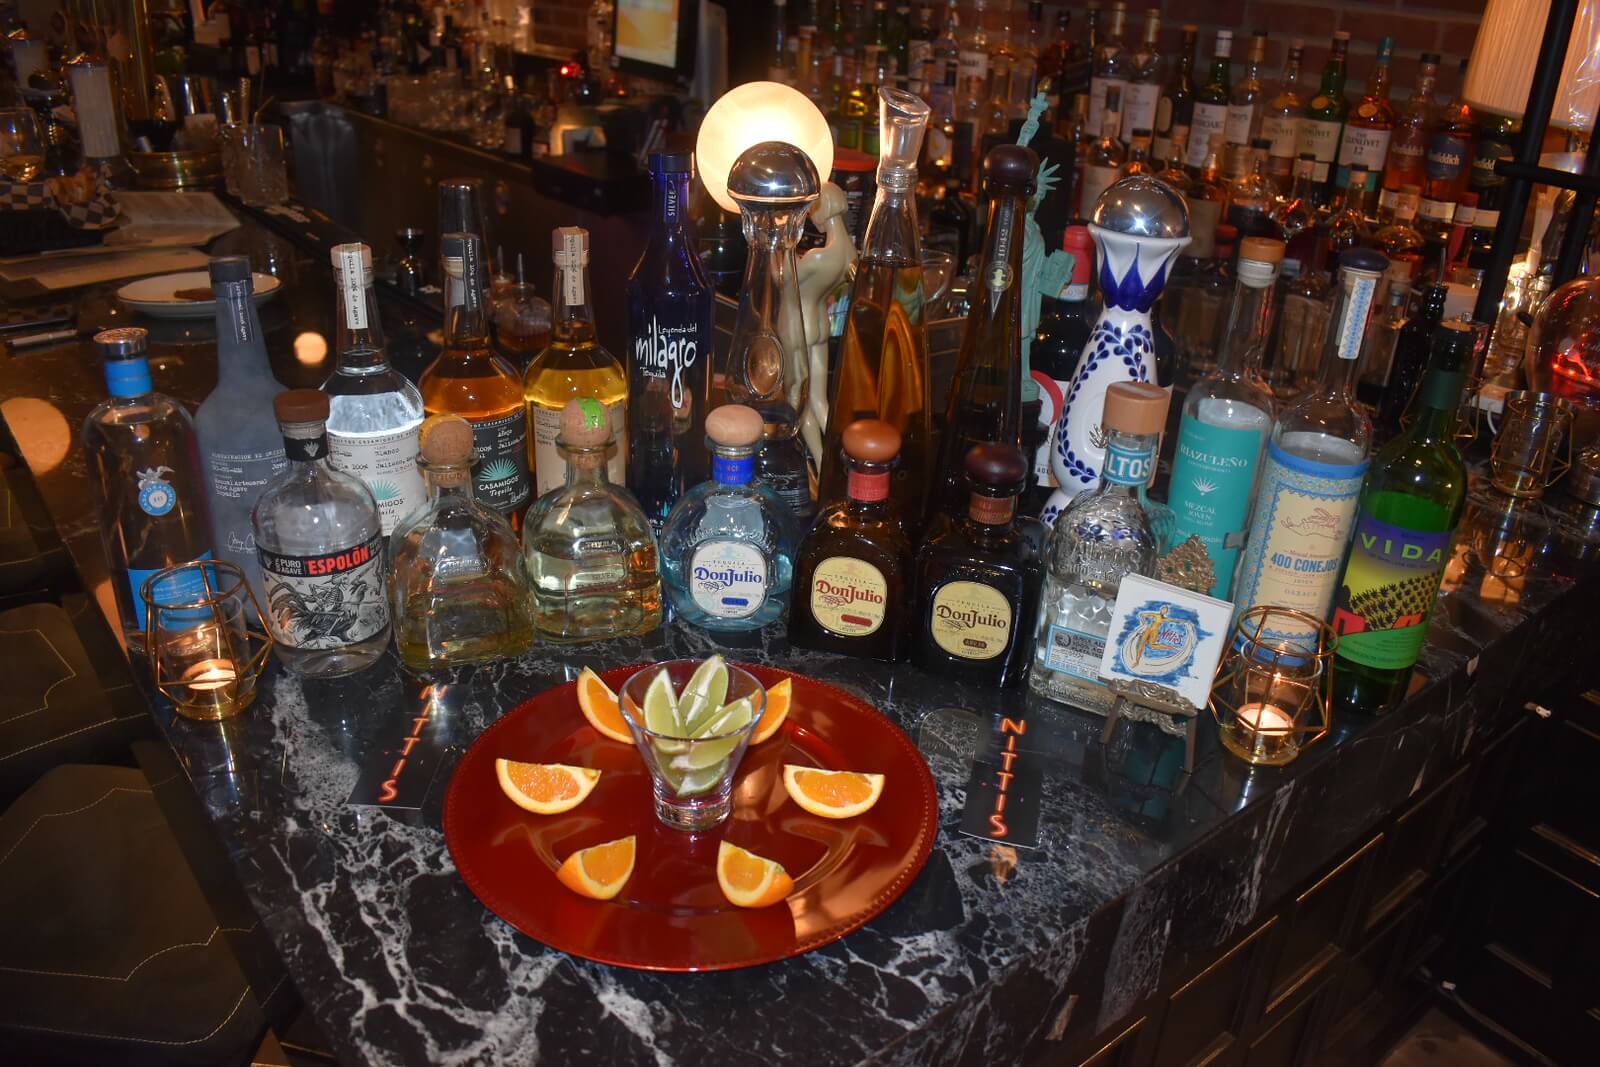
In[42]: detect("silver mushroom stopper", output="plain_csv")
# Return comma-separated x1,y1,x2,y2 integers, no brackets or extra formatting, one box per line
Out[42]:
727,141,822,207
1091,175,1190,240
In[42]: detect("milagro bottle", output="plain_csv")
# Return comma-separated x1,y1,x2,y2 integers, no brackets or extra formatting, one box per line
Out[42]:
1233,249,1385,647
322,242,426,536
1166,237,1283,598
626,150,713,534
82,327,213,647
193,256,288,605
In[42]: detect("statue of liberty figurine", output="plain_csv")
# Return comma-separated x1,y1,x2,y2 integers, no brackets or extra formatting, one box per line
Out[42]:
1014,82,1076,411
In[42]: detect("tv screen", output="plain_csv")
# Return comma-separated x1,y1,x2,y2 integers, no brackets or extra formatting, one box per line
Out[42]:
615,0,682,72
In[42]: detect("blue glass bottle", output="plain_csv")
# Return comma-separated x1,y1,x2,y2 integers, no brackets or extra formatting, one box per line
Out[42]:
626,150,714,535
660,405,797,631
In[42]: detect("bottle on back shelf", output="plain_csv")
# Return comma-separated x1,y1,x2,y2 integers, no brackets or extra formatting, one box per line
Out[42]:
1078,85,1126,217
1420,60,1474,241
1152,24,1197,165
1335,36,1395,216
1380,53,1439,222
1226,139,1278,240
1187,29,1232,171
1298,31,1351,204
1375,283,1448,436
1087,1,1129,145
1225,30,1269,149
1262,39,1307,195
1375,188,1426,285
1465,114,1517,268
1122,8,1162,143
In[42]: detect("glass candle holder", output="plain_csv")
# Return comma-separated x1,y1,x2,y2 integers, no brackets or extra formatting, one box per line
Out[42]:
1490,390,1573,499
1210,606,1336,766
141,561,273,720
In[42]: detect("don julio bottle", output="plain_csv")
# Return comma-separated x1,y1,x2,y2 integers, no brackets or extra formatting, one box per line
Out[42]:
626,150,713,533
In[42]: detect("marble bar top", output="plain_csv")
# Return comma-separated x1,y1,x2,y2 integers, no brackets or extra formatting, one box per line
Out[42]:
4,218,1600,1066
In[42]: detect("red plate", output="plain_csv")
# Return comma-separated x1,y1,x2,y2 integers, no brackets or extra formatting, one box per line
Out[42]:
443,663,939,971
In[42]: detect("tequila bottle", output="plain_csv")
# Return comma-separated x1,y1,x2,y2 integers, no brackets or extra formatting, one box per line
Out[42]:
1262,39,1307,195
522,398,662,643
1335,36,1394,215
912,443,1042,689
1187,29,1232,171
660,405,798,631
1233,250,1384,645
1087,1,1129,146
1225,30,1269,148
1152,24,1197,165
525,227,628,497
1029,224,1098,506
789,419,914,660
1166,238,1282,597
627,151,713,534
390,414,534,670
253,390,390,678
1121,8,1162,143
322,243,426,537
83,327,213,648
1297,31,1350,203
1031,381,1170,712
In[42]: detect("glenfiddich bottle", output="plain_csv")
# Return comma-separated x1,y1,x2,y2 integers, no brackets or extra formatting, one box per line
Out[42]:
1332,321,1473,714
912,443,1043,688
789,419,914,660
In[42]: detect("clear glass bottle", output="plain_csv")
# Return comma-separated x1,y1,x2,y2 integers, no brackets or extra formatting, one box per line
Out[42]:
660,404,798,631
253,390,390,678
955,0,991,174
1122,8,1162,143
524,226,628,497
1273,152,1322,268
1078,85,1126,220
1375,282,1447,435
1187,29,1232,171
1262,38,1307,195
1225,29,1269,148
1226,139,1277,240
1325,165,1375,268
83,327,214,648
1030,382,1170,712
322,243,426,537
390,414,533,669
522,397,663,643
1087,0,1129,146
194,256,287,606
1374,187,1426,283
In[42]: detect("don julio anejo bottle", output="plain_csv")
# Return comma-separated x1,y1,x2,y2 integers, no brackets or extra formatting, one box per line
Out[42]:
661,405,798,631
521,398,663,643
390,414,534,671
253,390,390,678
913,443,1043,688
789,420,914,661
1332,322,1473,715
82,327,213,647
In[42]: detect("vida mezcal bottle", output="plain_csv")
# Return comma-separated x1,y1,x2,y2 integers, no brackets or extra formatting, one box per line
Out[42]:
1166,236,1283,597
322,243,426,536
82,327,213,647
626,150,713,534
1233,249,1384,646
1331,321,1472,714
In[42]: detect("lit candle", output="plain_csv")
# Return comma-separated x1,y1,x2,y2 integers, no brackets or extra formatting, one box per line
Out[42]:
1235,702,1294,736
182,658,237,691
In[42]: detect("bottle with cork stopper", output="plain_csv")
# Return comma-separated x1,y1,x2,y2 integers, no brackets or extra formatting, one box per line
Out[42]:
522,397,662,643
390,413,534,670
252,389,391,678
1031,381,1172,713
912,442,1043,688
661,404,798,632
790,419,915,661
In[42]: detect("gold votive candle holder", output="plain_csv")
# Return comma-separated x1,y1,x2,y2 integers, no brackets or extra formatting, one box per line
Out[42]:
1210,606,1337,767
140,561,273,720
1490,390,1573,499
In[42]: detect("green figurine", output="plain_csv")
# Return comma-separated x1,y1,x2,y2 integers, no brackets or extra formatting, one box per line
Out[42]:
1016,83,1077,405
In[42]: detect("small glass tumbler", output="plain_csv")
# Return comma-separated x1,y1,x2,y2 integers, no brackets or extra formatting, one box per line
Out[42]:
141,561,273,720
620,660,767,832
226,123,289,207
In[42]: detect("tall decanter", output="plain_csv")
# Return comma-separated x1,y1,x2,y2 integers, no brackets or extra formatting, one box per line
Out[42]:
1233,249,1385,646
821,88,933,529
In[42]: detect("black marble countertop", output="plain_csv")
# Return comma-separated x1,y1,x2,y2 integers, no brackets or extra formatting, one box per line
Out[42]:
5,216,1600,1066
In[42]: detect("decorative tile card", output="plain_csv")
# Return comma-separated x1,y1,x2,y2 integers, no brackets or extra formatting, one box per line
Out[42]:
1098,574,1234,709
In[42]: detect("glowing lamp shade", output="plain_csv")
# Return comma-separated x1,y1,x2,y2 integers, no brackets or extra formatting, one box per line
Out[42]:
1463,0,1600,131
696,81,834,214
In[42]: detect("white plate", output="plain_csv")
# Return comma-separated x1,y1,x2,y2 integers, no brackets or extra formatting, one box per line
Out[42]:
116,270,283,319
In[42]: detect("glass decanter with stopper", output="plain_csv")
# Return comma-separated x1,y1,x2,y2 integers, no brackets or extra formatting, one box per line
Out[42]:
661,404,798,632
821,87,934,530
1031,382,1171,713
522,398,662,643
390,414,534,670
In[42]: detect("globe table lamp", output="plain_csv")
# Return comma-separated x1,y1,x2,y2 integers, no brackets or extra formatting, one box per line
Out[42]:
695,80,834,215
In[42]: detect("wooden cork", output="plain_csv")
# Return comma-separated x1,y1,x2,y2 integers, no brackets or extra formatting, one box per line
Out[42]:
843,419,901,463
273,389,329,426
704,405,765,448
419,414,475,487
558,397,612,471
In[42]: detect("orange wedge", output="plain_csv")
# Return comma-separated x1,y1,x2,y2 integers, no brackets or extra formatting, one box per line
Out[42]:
750,677,793,744
782,765,885,819
495,759,601,815
556,835,636,900
716,841,794,908
577,667,632,743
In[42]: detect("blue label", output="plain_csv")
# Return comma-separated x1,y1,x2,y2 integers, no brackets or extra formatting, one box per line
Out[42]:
1102,440,1156,486
712,453,754,485
1167,415,1266,596
105,357,153,398
127,556,214,632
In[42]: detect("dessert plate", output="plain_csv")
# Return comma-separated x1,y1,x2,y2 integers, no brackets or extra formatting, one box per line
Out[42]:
116,270,281,318
443,663,938,971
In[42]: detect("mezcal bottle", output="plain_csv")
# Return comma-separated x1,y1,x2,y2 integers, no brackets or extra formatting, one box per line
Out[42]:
1331,321,1472,714
1233,249,1384,646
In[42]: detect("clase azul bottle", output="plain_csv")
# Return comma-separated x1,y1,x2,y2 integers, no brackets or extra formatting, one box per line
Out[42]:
661,405,798,632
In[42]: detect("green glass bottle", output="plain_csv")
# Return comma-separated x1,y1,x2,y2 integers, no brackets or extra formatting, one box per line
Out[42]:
1297,30,1350,205
1330,321,1473,715
1186,29,1232,172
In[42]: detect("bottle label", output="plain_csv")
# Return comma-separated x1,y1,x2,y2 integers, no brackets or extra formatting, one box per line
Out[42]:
136,465,180,517
1332,513,1452,670
1420,197,1457,223
1088,76,1128,138
1167,416,1265,596
328,420,427,536
929,580,1013,661
1224,103,1257,148
205,447,288,508
468,410,532,513
1471,139,1512,192
1154,95,1173,135
1336,127,1391,188
258,531,389,650
1187,198,1222,258
632,314,703,413
1187,102,1229,168
959,49,990,81
810,556,889,637
1043,623,1105,681
689,540,768,619
1103,439,1157,486
1233,439,1367,644
504,125,522,156
559,231,585,305
126,555,214,632
1123,82,1161,139
1425,133,1469,182
336,246,368,331
532,401,625,496
1297,118,1343,181
847,468,890,502
1262,115,1301,158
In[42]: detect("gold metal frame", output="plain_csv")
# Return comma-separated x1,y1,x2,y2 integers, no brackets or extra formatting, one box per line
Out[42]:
1208,606,1338,767
1490,390,1575,499
140,560,272,721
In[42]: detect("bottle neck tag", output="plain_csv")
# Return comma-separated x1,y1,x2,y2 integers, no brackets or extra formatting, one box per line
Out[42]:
713,452,755,484
847,468,891,502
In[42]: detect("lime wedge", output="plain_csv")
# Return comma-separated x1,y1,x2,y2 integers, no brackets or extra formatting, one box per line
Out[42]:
671,760,729,796
643,668,685,751
679,654,730,736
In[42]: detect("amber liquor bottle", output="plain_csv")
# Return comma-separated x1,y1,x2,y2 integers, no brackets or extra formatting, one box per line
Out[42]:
789,419,914,661
912,443,1043,689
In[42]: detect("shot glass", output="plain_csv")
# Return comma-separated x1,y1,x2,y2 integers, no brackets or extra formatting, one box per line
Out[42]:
620,660,766,832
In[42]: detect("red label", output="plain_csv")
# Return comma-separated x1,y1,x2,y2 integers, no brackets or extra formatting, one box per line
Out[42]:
848,468,890,502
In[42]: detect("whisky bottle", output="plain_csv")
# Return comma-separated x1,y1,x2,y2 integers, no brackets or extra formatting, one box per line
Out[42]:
1379,52,1438,221
1298,31,1351,203
789,419,914,660
1087,1,1129,145
1187,29,1232,171
1335,36,1394,216
1420,63,1474,240
912,443,1043,689
1121,8,1162,143
524,226,628,497
1078,85,1126,217
420,233,532,528
1225,30,1268,148
1152,24,1197,164
1262,39,1306,195
1465,114,1517,268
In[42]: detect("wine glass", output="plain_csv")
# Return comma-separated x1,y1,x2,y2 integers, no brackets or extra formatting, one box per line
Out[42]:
0,108,45,182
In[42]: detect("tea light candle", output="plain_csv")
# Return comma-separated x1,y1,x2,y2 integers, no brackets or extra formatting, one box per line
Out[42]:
182,658,238,691
1235,702,1294,736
